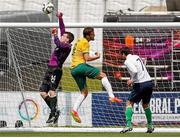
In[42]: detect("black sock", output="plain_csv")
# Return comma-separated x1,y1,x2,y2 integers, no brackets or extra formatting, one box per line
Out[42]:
49,96,57,116
44,96,51,108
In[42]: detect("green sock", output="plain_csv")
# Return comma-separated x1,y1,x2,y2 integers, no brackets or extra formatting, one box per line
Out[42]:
125,106,133,127
144,107,152,128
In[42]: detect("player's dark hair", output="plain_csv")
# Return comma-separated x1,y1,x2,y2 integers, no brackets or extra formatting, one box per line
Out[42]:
83,27,94,37
65,32,74,43
120,47,131,56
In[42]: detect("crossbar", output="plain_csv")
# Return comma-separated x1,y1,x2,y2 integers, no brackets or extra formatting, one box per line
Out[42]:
0,22,180,28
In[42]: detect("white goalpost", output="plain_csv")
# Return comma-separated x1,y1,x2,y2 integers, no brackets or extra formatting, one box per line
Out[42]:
0,22,180,133
0,22,180,28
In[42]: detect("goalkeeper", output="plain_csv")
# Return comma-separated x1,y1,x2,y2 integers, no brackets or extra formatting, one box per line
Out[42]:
120,47,154,133
39,11,74,125
70,27,123,123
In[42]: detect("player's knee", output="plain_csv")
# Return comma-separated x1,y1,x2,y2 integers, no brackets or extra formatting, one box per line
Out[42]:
142,103,149,109
126,100,134,107
40,92,48,99
83,93,88,98
82,88,88,97
49,90,57,97
96,72,106,79
101,72,107,78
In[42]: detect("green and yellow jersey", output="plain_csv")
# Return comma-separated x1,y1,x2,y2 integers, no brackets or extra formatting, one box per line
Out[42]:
71,37,89,68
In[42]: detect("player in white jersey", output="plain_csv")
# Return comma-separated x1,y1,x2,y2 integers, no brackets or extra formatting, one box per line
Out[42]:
120,47,154,133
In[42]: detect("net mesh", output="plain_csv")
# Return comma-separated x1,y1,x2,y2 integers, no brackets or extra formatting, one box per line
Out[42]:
1,26,179,128
103,27,180,92
5,28,51,91
102,27,180,127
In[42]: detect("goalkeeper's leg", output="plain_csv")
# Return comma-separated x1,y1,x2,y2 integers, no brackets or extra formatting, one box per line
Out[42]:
47,68,62,125
45,91,61,126
39,68,61,125
40,92,51,108
40,92,55,124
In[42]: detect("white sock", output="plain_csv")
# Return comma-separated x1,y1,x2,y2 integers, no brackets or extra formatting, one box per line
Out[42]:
101,77,114,98
73,94,86,112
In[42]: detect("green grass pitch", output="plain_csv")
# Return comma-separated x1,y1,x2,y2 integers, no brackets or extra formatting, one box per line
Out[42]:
0,132,180,137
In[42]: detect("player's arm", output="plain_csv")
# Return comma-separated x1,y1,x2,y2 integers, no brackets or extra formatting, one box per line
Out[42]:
83,52,100,61
81,41,100,61
125,60,137,75
56,11,65,36
52,28,70,49
125,60,137,84
52,12,69,49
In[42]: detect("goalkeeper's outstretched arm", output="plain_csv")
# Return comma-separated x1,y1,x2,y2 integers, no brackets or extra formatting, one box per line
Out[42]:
57,12,65,36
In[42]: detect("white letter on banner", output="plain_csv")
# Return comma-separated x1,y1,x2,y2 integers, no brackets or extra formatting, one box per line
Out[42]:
168,98,172,113
156,98,161,113
162,98,168,113
150,99,155,113
134,103,138,113
175,98,180,113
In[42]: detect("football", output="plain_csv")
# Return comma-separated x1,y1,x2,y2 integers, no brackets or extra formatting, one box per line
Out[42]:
42,2,54,14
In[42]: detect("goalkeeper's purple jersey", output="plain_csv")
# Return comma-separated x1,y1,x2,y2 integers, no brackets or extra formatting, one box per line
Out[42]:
48,17,71,68
48,37,71,68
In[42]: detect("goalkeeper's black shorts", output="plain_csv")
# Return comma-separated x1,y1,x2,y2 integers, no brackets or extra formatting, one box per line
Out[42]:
39,67,62,92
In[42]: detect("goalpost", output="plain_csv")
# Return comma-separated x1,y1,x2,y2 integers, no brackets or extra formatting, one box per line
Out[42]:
0,22,180,133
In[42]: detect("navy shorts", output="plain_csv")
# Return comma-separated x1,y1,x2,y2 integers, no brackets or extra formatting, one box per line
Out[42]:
128,81,154,104
39,67,62,92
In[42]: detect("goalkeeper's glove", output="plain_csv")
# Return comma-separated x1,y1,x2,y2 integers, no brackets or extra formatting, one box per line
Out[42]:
56,11,63,18
52,28,57,36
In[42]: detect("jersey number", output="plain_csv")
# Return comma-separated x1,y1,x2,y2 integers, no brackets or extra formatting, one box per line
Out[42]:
51,75,56,83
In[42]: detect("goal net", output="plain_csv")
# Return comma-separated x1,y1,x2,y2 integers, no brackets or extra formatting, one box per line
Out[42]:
102,26,180,129
0,9,180,133
1,23,179,131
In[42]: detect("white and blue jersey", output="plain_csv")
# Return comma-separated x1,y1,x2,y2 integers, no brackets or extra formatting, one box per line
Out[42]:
124,54,151,83
124,54,153,104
